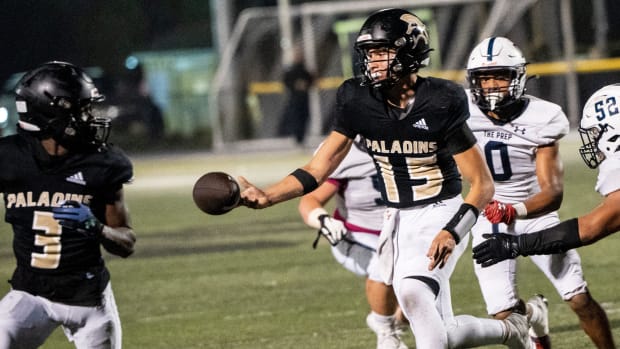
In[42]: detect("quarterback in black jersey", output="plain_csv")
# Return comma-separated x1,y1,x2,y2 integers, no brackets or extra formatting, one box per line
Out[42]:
0,62,135,349
237,8,533,349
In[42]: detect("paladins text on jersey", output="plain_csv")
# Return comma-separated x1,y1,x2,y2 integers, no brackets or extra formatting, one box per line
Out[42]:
5,192,93,209
365,139,438,155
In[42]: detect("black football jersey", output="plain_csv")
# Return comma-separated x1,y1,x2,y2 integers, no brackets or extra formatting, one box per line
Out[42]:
0,133,132,304
333,76,476,208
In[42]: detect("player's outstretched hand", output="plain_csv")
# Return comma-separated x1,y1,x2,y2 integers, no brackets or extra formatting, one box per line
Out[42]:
238,176,270,209
52,200,104,237
427,230,456,270
483,200,516,225
472,233,521,267
317,214,347,246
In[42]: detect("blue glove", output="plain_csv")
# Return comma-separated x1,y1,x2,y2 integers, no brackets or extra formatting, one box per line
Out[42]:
52,200,104,237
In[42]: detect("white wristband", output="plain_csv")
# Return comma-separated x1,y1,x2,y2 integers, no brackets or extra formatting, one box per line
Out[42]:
513,202,527,218
306,207,328,229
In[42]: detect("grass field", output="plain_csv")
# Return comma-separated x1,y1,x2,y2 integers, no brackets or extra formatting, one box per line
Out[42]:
0,137,619,348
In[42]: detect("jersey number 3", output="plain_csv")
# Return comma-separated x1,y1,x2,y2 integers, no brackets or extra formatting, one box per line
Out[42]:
31,211,62,269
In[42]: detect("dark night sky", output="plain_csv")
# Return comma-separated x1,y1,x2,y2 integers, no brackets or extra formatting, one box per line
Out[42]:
0,1,219,86
0,0,307,87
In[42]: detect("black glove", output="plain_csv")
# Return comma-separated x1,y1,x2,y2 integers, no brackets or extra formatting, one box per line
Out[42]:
472,233,522,267
52,200,104,238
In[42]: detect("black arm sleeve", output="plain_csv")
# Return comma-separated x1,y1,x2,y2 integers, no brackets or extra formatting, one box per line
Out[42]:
518,218,583,255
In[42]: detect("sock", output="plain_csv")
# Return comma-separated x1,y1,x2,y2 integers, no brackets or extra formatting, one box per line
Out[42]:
367,311,396,334
370,312,395,324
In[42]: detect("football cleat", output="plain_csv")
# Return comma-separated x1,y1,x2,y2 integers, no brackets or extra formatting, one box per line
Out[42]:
527,294,551,349
532,336,551,349
366,313,409,349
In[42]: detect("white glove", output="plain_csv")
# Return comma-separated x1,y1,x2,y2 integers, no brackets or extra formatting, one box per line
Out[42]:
318,214,347,246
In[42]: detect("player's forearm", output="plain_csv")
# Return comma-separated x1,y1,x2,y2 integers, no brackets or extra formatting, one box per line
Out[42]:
522,186,563,218
101,226,136,258
517,218,582,255
299,196,325,228
464,178,495,211
264,175,310,206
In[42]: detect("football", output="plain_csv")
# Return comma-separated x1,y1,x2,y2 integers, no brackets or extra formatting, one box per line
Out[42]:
192,172,241,215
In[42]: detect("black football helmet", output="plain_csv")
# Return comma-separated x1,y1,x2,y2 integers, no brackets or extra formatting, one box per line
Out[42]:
354,8,432,88
14,61,110,151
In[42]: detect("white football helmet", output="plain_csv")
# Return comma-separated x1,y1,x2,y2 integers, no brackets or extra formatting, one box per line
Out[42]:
466,37,527,116
579,84,620,168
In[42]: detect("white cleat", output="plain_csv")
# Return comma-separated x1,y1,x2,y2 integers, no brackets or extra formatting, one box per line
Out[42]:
366,313,409,349
527,294,551,349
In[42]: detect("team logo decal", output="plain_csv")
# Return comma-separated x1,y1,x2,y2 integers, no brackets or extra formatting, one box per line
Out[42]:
412,118,429,130
66,171,87,186
399,14,428,46
513,125,526,135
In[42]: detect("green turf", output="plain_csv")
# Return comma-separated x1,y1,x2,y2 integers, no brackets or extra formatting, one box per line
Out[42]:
0,138,618,348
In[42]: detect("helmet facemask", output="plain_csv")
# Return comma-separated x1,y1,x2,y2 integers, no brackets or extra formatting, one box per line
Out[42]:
468,66,526,114
579,123,620,169
578,125,605,169
59,104,111,151
357,46,402,88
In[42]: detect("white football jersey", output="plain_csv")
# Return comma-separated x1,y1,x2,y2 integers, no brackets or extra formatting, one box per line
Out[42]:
466,91,569,202
596,157,620,196
329,142,385,232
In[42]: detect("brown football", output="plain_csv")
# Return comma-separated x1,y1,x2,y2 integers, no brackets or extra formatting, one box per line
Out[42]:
192,172,241,215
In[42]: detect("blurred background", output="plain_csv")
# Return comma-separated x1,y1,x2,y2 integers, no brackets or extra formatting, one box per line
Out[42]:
1,0,619,154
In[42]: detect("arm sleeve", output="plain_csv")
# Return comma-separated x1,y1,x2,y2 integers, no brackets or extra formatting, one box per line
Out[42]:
518,218,582,255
